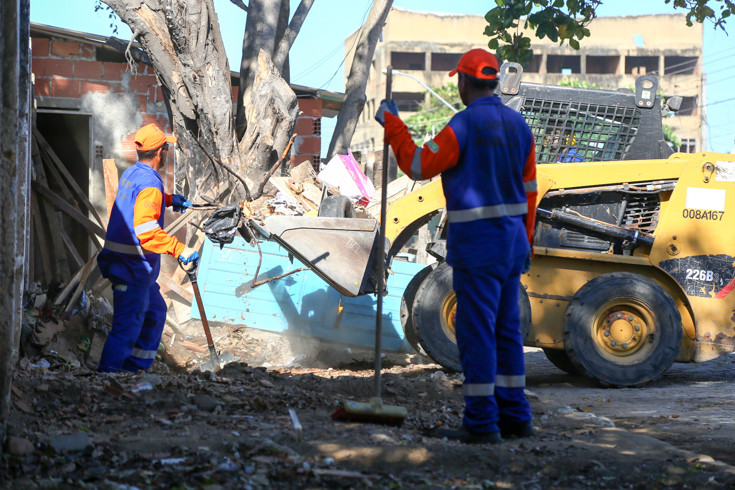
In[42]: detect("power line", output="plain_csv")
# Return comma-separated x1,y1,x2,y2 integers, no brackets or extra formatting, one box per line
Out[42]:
318,0,373,90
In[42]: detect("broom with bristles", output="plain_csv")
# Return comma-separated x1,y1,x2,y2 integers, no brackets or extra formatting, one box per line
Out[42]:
331,65,408,427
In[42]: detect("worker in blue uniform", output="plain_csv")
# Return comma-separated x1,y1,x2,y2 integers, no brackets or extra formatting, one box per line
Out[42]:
376,49,538,443
97,123,200,373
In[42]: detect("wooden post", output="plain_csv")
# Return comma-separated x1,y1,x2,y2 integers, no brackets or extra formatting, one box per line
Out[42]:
1,0,31,448
103,159,119,221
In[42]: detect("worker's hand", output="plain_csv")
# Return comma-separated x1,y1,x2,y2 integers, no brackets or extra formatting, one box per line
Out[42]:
522,251,532,274
179,246,200,269
171,194,192,213
375,99,399,127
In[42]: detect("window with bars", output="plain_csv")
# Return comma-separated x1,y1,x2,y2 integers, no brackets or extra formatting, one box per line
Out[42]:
680,138,697,153
313,118,321,136
519,98,641,163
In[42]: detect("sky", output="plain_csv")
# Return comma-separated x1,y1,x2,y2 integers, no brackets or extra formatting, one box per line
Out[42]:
30,0,735,155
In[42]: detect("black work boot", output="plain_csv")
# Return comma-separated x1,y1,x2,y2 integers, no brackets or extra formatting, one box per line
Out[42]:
498,420,535,439
430,426,501,444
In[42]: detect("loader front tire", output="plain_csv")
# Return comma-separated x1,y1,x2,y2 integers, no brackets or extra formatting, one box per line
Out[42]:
563,272,682,387
412,262,532,373
400,264,436,358
317,195,356,218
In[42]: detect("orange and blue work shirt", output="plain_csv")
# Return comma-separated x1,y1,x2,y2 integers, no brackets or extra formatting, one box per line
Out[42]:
384,95,537,268
98,162,184,285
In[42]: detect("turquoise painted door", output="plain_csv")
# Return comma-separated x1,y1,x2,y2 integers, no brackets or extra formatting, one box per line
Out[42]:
191,237,426,353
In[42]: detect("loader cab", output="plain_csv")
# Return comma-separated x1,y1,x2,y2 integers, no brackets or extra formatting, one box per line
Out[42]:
497,63,672,163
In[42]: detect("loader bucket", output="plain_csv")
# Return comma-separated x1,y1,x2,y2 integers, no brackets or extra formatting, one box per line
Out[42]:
262,216,381,297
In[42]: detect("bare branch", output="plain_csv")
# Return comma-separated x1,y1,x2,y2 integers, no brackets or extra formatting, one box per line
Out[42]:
229,0,248,12
273,0,314,73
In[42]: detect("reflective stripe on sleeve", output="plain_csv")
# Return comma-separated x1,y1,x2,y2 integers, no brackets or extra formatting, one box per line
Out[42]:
410,148,423,180
103,239,147,256
447,202,528,223
495,375,526,388
134,219,161,236
131,348,157,360
462,383,494,397
524,180,537,193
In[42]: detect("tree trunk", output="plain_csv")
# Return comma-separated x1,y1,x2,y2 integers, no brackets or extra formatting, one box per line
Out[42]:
327,0,394,160
101,0,299,204
235,0,281,139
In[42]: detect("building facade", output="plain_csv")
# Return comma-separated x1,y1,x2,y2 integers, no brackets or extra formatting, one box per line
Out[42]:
350,8,704,155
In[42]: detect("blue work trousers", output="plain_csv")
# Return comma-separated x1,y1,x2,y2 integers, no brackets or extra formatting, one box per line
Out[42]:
98,281,167,373
453,255,532,433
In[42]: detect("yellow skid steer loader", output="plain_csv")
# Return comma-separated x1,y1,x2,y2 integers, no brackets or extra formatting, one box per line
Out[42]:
242,64,735,387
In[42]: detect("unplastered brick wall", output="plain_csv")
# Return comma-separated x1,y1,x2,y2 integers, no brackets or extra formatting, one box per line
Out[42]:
293,98,323,168
31,35,175,192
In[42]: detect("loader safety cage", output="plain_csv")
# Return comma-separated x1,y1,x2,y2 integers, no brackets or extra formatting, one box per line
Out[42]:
497,63,672,164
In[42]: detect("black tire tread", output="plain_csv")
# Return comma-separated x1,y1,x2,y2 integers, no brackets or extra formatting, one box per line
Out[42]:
563,272,682,387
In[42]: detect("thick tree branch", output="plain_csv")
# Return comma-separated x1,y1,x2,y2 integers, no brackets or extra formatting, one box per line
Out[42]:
273,0,314,74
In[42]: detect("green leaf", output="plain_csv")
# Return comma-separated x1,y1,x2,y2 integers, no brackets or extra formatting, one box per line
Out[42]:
488,38,500,49
569,38,580,50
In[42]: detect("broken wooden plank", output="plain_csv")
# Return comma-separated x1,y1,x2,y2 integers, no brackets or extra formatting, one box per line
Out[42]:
31,195,53,286
57,226,84,269
103,159,119,221
62,253,98,318
31,143,71,280
34,128,106,230
181,340,208,353
32,181,106,239
158,273,194,303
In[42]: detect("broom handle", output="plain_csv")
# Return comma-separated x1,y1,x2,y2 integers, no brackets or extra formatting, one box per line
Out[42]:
374,66,392,399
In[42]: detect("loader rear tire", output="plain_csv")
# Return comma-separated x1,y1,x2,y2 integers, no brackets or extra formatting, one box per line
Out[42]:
412,262,532,373
317,195,356,218
542,348,581,375
563,272,682,387
400,264,436,357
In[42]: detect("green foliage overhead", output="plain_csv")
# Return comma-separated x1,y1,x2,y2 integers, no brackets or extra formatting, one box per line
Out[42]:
559,77,601,88
485,0,735,66
404,83,462,145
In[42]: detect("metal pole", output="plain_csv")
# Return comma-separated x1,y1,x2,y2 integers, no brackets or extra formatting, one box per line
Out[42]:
374,66,392,399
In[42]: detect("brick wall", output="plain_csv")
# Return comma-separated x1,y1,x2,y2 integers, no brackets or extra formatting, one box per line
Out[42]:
31,36,175,191
32,34,327,191
293,98,323,168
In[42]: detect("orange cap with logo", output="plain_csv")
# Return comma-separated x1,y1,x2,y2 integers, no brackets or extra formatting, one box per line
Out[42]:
134,124,177,151
448,49,499,80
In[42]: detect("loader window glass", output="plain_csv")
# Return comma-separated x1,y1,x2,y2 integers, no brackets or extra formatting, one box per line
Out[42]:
519,98,641,163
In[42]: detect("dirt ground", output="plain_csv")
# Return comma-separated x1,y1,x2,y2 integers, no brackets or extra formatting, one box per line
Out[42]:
3,317,735,489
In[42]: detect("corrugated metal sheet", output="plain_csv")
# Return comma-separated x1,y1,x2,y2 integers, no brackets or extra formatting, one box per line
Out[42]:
190,237,426,353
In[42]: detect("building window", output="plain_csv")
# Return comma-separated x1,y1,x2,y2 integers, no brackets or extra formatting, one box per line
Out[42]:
625,56,658,75
664,56,698,75
393,91,424,112
586,55,619,74
547,55,581,74
680,138,697,153
525,55,541,73
391,52,425,71
677,96,699,116
431,52,463,71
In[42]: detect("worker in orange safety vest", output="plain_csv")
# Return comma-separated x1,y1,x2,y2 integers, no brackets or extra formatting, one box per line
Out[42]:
97,123,199,372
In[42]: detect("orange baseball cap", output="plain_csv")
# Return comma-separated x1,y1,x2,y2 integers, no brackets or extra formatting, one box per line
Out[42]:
449,49,499,80
134,123,177,151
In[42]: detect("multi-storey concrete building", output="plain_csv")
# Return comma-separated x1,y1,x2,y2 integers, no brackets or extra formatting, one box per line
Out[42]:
349,8,704,155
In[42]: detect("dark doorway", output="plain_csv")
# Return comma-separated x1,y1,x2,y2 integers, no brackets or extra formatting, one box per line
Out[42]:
36,111,94,276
